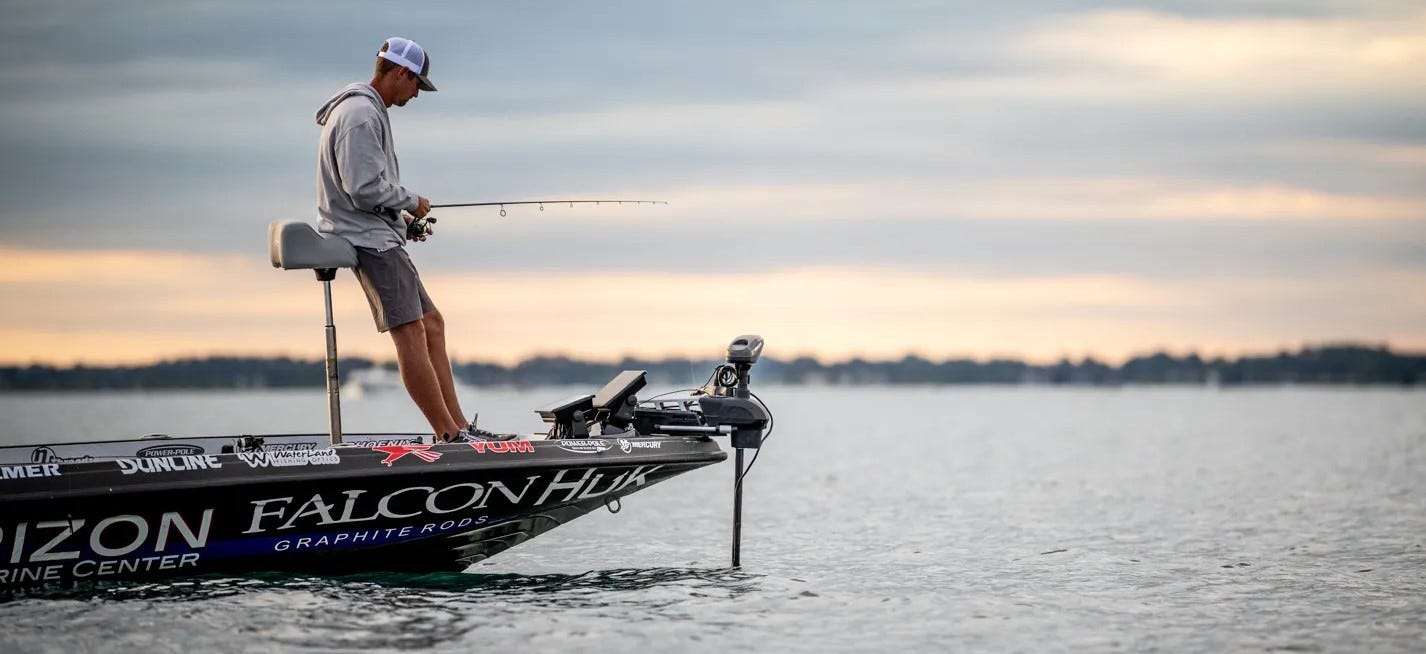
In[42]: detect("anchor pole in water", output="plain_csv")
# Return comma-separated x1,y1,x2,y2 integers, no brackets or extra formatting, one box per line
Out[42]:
732,447,745,567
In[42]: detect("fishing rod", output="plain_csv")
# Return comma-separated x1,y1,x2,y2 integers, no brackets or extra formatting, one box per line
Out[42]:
407,199,667,238
432,199,667,217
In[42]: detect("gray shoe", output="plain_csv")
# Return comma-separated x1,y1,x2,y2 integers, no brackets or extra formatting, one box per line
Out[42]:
466,413,516,442
454,428,494,443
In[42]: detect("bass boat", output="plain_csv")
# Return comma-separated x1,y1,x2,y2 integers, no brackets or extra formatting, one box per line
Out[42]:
0,222,770,587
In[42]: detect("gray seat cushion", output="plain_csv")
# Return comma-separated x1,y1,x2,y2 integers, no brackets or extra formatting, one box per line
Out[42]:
268,221,358,270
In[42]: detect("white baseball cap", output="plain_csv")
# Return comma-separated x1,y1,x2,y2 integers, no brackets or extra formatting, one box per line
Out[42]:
378,37,437,92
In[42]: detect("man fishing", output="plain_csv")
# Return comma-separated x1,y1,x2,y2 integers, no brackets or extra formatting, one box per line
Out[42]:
315,37,488,443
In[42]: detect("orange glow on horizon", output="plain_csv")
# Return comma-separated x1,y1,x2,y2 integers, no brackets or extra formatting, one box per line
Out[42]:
2,246,1424,367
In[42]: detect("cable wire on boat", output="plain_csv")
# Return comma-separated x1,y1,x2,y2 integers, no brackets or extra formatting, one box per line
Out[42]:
736,391,775,484
643,387,697,403
642,366,720,403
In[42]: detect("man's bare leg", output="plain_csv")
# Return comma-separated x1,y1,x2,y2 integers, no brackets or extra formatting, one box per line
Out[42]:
389,319,464,440
420,309,469,428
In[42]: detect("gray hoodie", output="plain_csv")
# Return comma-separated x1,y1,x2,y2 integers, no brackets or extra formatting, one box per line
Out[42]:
314,83,418,250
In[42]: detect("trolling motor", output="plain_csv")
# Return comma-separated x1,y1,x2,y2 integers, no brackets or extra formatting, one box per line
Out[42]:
631,335,769,567
701,335,768,567
534,335,771,567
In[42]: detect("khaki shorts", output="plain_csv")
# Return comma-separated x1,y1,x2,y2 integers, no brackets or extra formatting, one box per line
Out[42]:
352,246,436,332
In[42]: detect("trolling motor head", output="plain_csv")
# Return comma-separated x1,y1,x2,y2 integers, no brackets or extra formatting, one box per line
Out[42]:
698,335,769,449
725,334,763,398
726,334,764,365
703,334,764,399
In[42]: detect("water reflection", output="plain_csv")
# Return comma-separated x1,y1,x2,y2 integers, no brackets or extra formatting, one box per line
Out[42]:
2,567,769,650
6,566,763,601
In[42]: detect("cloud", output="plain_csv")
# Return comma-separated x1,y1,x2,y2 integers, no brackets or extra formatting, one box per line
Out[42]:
1246,139,1426,167
1006,8,1426,92
4,185,1423,282
2,1,1424,363
954,178,1426,221
632,178,1426,224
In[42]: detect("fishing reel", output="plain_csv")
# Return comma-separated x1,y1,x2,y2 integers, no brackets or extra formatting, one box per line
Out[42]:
406,216,436,241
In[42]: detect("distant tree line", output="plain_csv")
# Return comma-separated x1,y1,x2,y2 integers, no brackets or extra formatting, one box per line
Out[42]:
0,357,341,391
0,344,1422,391
767,345,1426,386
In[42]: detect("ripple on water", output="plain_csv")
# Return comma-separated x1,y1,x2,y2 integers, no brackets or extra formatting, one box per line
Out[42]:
1,387,1424,652
1,568,788,651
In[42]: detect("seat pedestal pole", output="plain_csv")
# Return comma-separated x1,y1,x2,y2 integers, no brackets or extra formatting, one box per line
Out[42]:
318,268,343,445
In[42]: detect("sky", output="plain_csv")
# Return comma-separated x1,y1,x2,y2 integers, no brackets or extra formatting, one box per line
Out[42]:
1,0,1423,366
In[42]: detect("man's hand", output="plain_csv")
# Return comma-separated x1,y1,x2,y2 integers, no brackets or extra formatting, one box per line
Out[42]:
413,195,431,219
404,213,436,242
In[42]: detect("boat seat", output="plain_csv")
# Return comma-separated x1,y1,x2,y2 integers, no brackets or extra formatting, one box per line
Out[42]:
268,221,357,271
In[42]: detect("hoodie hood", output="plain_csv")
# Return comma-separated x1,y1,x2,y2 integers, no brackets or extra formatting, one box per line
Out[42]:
315,83,385,126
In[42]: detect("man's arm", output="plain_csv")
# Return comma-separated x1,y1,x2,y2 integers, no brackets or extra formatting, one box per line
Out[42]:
332,119,421,215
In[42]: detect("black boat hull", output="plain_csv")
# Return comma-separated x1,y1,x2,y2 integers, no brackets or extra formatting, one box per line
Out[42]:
0,436,725,586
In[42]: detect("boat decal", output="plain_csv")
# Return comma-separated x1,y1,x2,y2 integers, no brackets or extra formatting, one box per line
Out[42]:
29,447,95,464
617,439,631,453
174,514,503,561
554,438,613,454
241,466,665,534
136,444,205,458
628,440,663,449
0,463,677,586
237,448,341,469
261,442,323,452
372,444,442,466
466,440,535,454
0,509,213,586
535,466,663,506
269,516,493,553
245,478,536,533
116,455,223,475
1,463,61,480
348,437,426,447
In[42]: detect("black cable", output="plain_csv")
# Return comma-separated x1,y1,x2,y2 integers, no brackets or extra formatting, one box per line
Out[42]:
643,387,697,403
736,390,774,484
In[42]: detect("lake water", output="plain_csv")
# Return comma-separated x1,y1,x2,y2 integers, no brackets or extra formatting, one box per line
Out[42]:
1,386,1423,652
